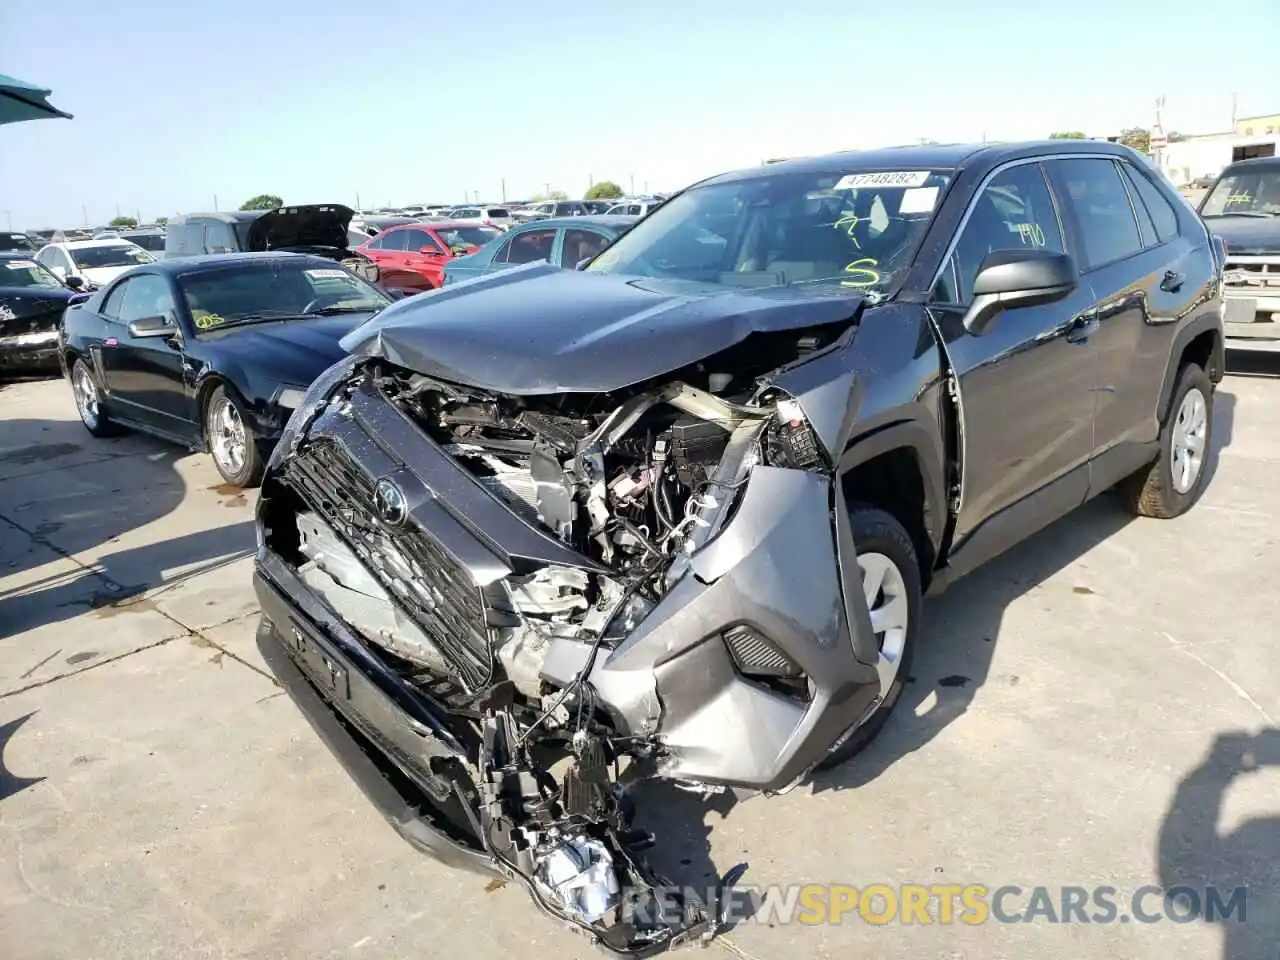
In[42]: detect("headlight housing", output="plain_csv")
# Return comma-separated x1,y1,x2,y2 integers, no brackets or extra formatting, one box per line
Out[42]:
763,394,829,472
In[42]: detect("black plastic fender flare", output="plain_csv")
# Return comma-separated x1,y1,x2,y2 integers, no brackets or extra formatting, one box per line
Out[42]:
1155,311,1224,422
836,418,950,564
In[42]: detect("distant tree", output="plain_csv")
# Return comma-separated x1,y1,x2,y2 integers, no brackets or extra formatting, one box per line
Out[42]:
155,216,169,226
584,180,624,201
1049,131,1087,139
1119,127,1151,153
109,216,138,228
240,194,283,211
531,190,569,202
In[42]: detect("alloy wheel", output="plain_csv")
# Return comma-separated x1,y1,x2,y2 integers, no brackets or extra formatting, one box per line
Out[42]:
1170,387,1208,494
858,550,910,695
73,365,100,430
208,397,247,479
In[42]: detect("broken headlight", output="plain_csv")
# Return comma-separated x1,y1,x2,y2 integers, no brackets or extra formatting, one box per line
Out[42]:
763,396,828,472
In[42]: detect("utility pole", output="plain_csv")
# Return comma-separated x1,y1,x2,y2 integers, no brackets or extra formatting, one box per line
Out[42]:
213,194,219,211
545,182,551,198
629,174,635,195
4,211,11,231
356,190,362,211
501,178,506,202
1230,92,1237,130
81,204,88,225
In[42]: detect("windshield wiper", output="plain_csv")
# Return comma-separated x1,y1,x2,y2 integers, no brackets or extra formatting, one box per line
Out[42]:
1206,211,1273,218
304,304,381,316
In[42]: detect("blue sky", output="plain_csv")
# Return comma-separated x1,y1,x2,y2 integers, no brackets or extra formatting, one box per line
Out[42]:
2,0,1277,230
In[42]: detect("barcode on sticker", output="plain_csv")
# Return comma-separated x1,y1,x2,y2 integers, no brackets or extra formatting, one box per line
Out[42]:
834,171,932,190
305,268,350,280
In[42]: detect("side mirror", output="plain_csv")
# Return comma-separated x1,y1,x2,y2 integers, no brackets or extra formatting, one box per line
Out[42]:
69,292,91,305
961,250,1077,336
128,315,176,338
64,275,85,290
349,260,380,283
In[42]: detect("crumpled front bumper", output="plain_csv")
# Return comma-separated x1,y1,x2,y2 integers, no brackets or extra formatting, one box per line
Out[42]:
0,328,60,370
254,554,495,874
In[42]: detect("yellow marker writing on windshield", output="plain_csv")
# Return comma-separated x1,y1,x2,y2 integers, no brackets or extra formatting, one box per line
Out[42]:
1014,223,1047,248
840,258,881,288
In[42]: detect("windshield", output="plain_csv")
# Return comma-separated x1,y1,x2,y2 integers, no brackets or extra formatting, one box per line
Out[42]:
1201,165,1280,216
585,168,951,293
70,244,156,269
179,260,392,333
451,208,482,219
0,257,64,289
123,233,166,252
437,225,501,249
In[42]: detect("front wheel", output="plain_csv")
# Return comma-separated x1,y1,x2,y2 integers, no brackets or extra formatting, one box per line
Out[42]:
1119,362,1212,518
817,505,922,770
204,386,264,488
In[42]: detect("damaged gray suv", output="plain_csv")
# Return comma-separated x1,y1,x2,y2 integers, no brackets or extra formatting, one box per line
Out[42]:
252,141,1224,954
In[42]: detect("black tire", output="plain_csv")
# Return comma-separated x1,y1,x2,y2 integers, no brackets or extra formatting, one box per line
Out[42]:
70,357,119,438
817,504,922,770
1119,362,1213,519
203,385,264,488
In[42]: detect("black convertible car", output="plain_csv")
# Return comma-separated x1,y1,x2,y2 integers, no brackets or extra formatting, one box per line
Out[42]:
0,252,88,372
59,253,393,485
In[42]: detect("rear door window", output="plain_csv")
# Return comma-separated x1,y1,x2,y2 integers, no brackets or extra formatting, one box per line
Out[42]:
1120,163,1180,244
560,229,611,267
380,229,410,251
203,221,237,254
498,228,556,264
1047,158,1144,271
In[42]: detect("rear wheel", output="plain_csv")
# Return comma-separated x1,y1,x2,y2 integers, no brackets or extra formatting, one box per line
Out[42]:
1119,362,1212,518
204,386,264,488
71,358,118,438
818,505,921,770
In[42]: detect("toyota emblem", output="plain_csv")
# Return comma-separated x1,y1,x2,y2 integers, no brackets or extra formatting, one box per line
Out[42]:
374,478,408,526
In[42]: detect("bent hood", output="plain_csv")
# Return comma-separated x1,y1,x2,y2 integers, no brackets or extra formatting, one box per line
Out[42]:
207,313,376,386
340,262,865,394
246,204,355,253
1202,216,1280,256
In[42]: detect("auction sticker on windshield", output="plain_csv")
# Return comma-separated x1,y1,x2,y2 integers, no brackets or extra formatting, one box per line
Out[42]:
834,171,932,190
898,187,940,214
8,260,38,269
305,268,351,280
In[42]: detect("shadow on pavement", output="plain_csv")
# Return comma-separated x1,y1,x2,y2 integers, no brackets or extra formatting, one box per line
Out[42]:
0,523,255,639
815,494,1135,792
1158,729,1280,960
1226,353,1280,379
0,417,256,638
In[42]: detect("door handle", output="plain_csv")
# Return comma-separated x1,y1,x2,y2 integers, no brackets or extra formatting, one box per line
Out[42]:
1160,270,1185,293
1065,311,1098,344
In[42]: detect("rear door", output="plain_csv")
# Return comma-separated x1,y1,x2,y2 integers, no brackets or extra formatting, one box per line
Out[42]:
929,160,1099,549
1043,157,1204,491
395,228,444,289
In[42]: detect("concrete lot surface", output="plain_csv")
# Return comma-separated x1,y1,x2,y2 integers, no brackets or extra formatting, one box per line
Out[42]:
1,363,1277,960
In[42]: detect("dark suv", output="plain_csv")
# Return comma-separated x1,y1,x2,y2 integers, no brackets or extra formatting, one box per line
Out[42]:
252,141,1224,954
164,205,380,283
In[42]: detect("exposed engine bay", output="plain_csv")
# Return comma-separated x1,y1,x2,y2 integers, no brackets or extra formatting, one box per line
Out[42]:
259,329,855,954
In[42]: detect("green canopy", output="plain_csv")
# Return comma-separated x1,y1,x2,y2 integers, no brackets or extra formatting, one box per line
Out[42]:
0,74,72,125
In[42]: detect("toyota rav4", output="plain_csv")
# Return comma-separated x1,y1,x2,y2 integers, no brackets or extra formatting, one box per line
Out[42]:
251,141,1224,955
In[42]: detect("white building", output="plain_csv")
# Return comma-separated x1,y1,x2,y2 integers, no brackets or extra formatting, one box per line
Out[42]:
1157,131,1280,185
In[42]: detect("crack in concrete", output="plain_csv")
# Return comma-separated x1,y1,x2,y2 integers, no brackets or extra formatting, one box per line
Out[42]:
1,634,186,699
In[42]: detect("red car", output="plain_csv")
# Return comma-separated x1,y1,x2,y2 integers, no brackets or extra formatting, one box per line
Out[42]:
356,221,504,293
